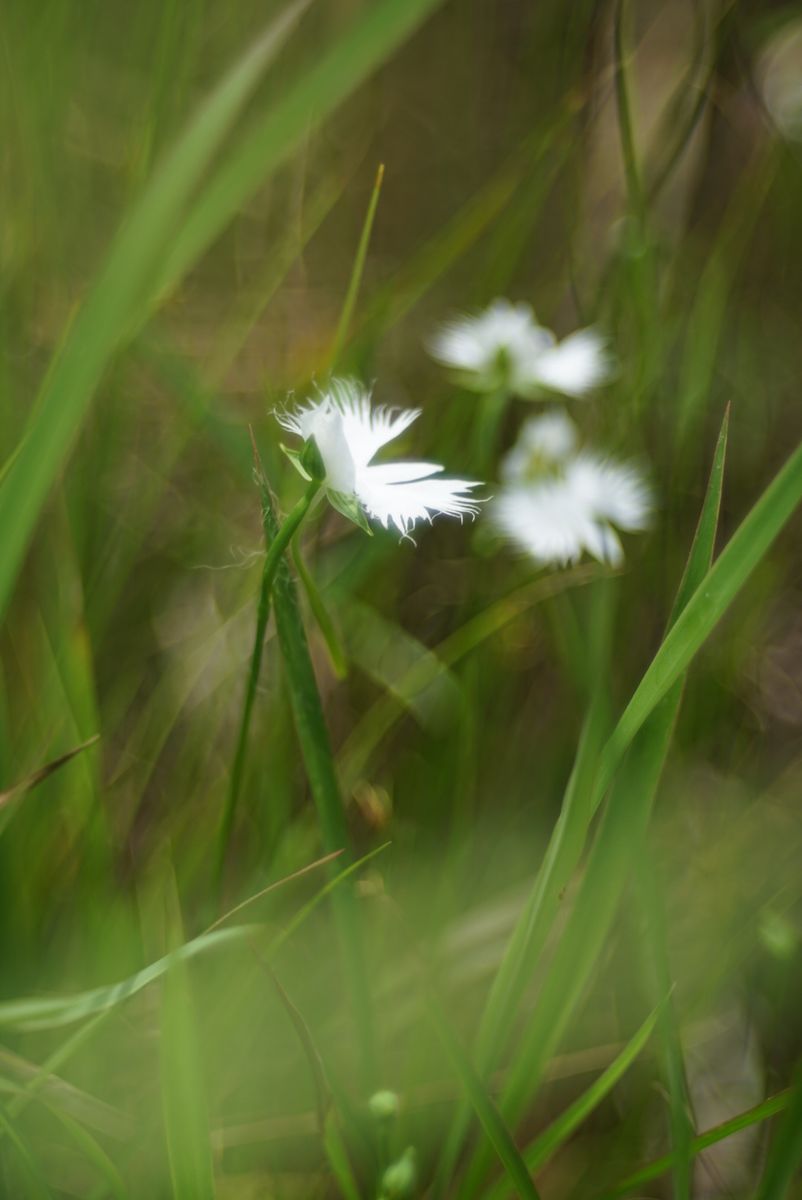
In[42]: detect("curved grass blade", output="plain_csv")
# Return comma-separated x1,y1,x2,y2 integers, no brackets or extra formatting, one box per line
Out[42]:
0,0,310,626
599,1089,792,1200
485,1004,661,1200
598,417,802,803
0,846,386,1033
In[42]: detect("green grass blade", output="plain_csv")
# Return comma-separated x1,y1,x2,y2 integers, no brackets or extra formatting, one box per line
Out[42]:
160,882,216,1200
0,0,309,625
599,1090,792,1200
456,411,730,1199
45,1107,129,1200
598,419,802,799
328,162,384,372
755,1071,802,1200
0,1110,53,1200
323,1110,362,1200
151,0,448,301
635,859,694,1200
0,847,385,1035
485,1005,661,1200
424,983,540,1200
292,541,349,680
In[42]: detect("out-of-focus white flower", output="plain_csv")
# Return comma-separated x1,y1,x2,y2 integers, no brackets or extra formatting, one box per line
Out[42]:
500,410,578,481
428,298,612,398
758,19,802,140
490,411,652,567
277,377,482,537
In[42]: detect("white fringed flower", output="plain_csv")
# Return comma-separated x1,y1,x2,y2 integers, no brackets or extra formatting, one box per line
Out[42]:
490,412,652,567
429,299,612,398
276,378,482,536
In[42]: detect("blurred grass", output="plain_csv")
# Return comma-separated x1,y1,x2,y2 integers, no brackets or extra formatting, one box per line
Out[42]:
2,0,802,1197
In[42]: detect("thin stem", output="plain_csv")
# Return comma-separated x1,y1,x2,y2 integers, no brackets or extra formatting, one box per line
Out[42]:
613,0,645,231
216,477,320,890
253,454,376,1090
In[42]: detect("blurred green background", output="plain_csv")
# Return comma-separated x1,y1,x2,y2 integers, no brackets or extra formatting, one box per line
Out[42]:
2,0,802,1196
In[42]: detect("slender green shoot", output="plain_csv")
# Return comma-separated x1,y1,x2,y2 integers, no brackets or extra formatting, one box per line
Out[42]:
216,473,320,889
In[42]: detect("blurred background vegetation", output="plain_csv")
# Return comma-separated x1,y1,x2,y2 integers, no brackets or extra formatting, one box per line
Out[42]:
2,0,802,1195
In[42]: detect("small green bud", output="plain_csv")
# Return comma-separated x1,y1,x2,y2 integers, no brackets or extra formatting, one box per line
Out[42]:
300,435,326,483
380,1147,416,1198
368,1089,399,1122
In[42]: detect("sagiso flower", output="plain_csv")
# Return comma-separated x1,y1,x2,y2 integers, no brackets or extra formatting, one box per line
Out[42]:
277,378,482,537
490,411,652,567
429,298,612,398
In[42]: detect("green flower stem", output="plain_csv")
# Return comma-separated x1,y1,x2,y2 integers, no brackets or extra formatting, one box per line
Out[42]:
216,477,320,889
471,386,509,476
255,458,376,1090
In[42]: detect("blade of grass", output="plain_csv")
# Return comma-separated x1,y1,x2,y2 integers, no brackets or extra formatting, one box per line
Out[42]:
426,991,540,1200
45,1106,129,1200
0,0,310,624
457,410,729,1199
755,1070,802,1200
0,846,387,1033
485,1004,661,1200
0,1110,52,1200
327,162,384,372
151,0,448,301
635,857,695,1200
599,422,802,798
0,735,99,811
160,875,216,1200
292,540,349,680
598,1089,792,1200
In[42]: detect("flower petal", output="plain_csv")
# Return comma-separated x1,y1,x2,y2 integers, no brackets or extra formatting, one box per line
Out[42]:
356,467,482,535
528,328,613,396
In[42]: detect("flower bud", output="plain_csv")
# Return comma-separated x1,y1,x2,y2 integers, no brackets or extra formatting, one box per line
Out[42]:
379,1146,416,1198
368,1089,399,1122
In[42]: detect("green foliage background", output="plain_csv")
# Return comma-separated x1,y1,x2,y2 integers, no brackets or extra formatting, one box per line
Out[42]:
1,0,802,1195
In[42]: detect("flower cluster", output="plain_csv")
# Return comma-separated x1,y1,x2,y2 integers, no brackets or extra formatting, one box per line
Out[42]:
490,411,652,567
274,298,652,568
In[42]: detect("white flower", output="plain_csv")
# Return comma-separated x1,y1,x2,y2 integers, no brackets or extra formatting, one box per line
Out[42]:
490,413,652,567
276,378,482,536
428,299,612,398
500,411,578,481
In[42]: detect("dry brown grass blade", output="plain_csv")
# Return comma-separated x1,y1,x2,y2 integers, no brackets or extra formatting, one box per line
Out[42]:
0,735,100,810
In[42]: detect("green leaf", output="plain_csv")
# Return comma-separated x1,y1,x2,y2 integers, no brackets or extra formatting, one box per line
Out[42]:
281,442,314,482
327,490,374,536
